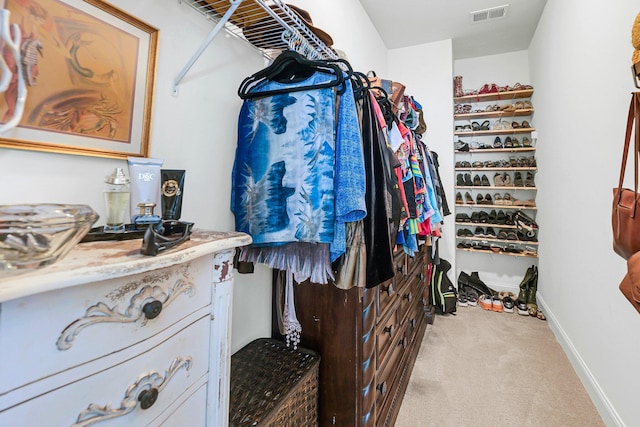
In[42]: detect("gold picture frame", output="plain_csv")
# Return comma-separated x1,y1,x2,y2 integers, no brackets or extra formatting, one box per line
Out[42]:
0,0,158,159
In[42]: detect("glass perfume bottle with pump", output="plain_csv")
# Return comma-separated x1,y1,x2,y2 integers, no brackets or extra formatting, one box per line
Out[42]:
133,202,162,229
103,168,130,233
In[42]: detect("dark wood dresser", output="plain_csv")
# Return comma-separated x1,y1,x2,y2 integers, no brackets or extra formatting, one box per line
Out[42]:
272,243,433,426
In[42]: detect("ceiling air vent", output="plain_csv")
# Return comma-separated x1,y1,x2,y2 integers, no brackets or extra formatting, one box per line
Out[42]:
470,5,509,23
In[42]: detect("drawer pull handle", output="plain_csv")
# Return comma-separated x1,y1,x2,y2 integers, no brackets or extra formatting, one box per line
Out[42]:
73,356,191,427
143,300,163,319
138,388,159,410
384,325,395,337
421,297,427,306
57,271,195,351
377,381,387,396
381,283,394,296
399,337,407,348
404,293,413,302
410,318,417,328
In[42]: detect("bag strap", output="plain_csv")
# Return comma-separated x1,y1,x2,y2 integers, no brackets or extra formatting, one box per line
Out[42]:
617,92,640,217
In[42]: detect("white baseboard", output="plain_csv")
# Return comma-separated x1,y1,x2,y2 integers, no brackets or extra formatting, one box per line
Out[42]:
537,295,625,427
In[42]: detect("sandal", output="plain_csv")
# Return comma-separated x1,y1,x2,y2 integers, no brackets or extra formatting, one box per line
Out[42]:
504,137,513,148
514,101,525,110
536,310,547,321
480,120,490,130
494,137,503,148
522,137,532,147
503,193,513,205
500,103,516,112
521,120,530,128
512,137,521,147
511,121,521,129
523,101,533,109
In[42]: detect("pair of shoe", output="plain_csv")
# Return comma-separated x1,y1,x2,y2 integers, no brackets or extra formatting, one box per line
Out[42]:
476,193,493,205
478,294,503,312
513,171,535,187
493,172,512,187
472,174,490,186
473,226,495,238
457,286,478,307
478,83,499,94
516,265,545,320
455,141,470,151
457,228,473,237
457,173,473,186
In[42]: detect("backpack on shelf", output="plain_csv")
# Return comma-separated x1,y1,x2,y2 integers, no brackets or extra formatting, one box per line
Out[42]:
429,258,457,315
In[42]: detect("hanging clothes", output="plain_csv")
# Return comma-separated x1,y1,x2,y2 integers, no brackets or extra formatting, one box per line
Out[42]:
231,71,365,284
359,91,397,288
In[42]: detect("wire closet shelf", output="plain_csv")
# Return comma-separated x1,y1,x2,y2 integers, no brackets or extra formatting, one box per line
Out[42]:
175,0,338,93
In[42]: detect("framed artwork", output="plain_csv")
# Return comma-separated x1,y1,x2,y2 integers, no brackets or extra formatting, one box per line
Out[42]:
0,0,158,159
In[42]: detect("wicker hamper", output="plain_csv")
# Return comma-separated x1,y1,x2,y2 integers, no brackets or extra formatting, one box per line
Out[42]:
229,338,320,427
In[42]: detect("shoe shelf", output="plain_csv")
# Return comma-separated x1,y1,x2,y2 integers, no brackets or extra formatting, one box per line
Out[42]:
455,203,537,210
455,221,518,229
455,185,537,191
456,202,536,208
456,247,539,258
454,89,534,103
455,167,537,172
456,236,539,245
455,128,534,137
456,147,535,154
453,82,539,266
454,109,534,120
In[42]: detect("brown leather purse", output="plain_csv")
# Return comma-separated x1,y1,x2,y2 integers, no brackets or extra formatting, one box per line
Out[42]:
612,92,640,260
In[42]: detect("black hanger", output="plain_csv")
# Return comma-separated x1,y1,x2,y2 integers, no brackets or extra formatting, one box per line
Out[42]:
238,50,345,100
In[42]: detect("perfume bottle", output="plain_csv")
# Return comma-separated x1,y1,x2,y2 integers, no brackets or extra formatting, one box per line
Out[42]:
133,202,162,229
103,168,130,233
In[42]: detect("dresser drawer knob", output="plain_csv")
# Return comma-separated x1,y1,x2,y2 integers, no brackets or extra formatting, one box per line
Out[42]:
404,293,413,302
381,283,394,296
143,300,163,320
410,318,417,328
377,381,387,396
138,388,159,410
399,337,407,349
384,325,395,337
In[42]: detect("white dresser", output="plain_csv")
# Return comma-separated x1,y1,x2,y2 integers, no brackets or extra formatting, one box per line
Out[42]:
0,230,251,427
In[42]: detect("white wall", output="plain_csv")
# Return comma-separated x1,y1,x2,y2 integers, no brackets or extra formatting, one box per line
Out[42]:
388,40,456,266
529,1,640,425
0,0,389,353
453,51,536,292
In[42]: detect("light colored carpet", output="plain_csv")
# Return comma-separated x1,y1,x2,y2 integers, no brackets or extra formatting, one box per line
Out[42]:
395,306,605,427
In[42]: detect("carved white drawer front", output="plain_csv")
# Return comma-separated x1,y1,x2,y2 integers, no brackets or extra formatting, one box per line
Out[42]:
0,316,210,426
0,255,212,395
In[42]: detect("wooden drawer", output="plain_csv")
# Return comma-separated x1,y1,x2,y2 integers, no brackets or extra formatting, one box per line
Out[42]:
374,324,406,415
376,278,396,319
159,382,208,427
0,316,210,426
375,309,398,370
0,256,212,396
